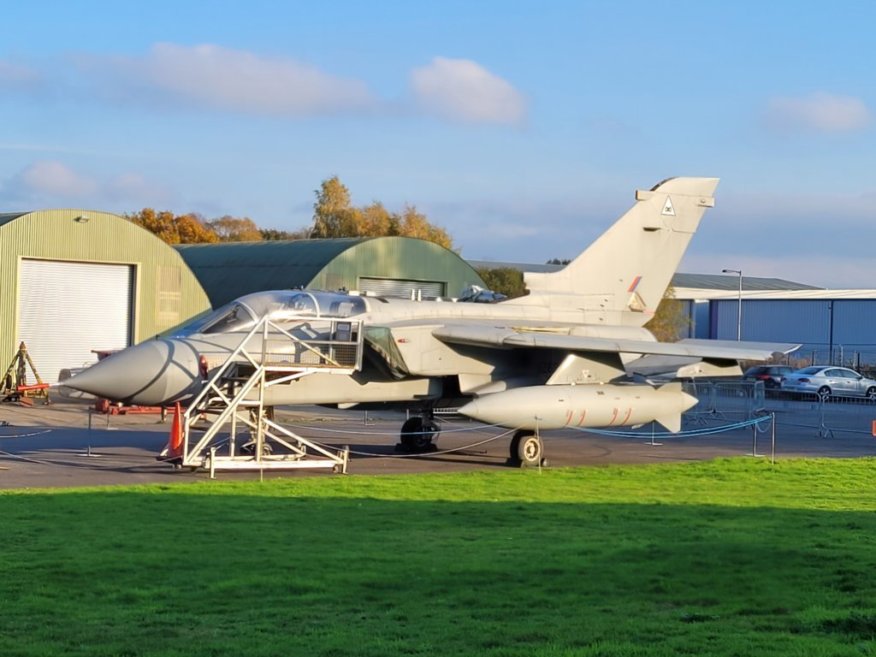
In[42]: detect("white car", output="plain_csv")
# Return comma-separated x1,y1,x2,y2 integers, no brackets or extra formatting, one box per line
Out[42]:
780,366,876,401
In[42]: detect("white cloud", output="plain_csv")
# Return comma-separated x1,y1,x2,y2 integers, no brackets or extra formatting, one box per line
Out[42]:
766,92,871,133
4,46,531,128
411,57,527,125
85,43,376,116
0,60,38,83
104,172,174,206
0,59,43,91
0,161,173,209
17,160,97,198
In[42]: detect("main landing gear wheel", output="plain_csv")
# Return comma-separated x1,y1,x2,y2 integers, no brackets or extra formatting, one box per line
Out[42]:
508,430,544,468
399,417,439,453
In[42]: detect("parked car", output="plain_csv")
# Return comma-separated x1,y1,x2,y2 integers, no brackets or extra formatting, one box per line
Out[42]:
742,365,794,390
780,366,876,401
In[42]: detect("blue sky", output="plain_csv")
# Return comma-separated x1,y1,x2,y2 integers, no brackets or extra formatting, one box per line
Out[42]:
1,1,874,288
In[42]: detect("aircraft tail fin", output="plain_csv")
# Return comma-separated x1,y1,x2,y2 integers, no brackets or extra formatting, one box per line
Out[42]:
507,177,719,327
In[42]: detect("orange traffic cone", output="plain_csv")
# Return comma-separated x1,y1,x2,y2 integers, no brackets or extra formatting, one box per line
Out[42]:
167,402,183,458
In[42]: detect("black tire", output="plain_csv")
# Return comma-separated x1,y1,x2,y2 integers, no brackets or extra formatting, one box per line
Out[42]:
509,430,543,468
817,386,831,402
400,417,438,452
867,387,876,401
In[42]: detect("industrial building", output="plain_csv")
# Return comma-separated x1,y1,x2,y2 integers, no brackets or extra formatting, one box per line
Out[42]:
674,280,876,368
0,210,211,384
176,237,486,308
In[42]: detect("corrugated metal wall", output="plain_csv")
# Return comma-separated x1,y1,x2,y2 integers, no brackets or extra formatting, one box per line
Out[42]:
678,300,711,339
312,237,483,300
712,299,831,343
710,298,876,365
177,237,486,308
0,210,211,373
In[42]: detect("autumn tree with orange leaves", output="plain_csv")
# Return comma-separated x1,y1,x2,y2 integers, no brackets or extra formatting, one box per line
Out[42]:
311,176,453,249
127,209,219,244
129,176,454,250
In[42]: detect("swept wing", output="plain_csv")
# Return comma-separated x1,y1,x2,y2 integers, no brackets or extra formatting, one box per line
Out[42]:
432,324,798,361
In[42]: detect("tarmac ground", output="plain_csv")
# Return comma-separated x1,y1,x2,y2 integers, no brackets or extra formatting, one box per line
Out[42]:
1,395,874,489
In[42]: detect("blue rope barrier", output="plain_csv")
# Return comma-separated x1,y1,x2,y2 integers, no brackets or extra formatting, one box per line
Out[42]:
573,415,772,439
284,420,508,437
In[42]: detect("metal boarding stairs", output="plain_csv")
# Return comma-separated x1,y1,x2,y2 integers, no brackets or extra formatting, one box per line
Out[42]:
164,315,364,474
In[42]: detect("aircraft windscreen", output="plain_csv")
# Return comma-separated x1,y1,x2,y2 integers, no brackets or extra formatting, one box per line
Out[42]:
267,291,368,320
174,290,367,336
199,302,258,334
314,292,367,318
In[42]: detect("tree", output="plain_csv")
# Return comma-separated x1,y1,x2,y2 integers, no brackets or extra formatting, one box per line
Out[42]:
176,213,220,244
311,176,454,249
475,267,528,299
546,258,571,265
128,209,218,244
645,286,690,342
358,202,393,237
260,227,310,241
206,216,263,242
312,176,359,238
396,205,453,249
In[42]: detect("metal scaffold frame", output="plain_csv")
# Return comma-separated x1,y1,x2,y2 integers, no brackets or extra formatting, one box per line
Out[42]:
168,315,363,474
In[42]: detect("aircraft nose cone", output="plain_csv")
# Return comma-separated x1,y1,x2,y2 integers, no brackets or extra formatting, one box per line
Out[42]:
458,397,505,425
64,339,199,405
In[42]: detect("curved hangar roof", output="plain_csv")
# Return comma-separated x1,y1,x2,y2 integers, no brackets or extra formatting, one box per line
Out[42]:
176,236,486,307
0,209,211,383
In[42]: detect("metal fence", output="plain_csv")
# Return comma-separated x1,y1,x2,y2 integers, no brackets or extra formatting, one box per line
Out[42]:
684,379,876,439
683,380,767,424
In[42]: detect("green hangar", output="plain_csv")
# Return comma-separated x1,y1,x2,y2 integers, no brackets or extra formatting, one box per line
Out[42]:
175,237,486,308
0,210,211,383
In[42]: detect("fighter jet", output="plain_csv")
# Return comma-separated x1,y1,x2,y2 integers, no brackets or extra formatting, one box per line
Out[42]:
65,177,794,465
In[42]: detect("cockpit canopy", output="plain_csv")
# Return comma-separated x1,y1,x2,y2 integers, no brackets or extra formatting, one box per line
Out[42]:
175,290,369,336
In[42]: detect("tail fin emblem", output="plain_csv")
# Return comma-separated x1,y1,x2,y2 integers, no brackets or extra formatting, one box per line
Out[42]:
661,196,676,216
627,291,646,312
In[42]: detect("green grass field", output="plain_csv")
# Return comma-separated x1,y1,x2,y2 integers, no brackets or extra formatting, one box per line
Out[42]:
2,458,876,656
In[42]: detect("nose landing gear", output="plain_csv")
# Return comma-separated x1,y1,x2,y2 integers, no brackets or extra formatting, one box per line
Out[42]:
398,414,440,453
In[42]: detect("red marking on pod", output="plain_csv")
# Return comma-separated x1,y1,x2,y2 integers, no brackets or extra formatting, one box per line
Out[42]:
577,409,588,427
565,409,573,426
609,408,619,425
619,408,632,425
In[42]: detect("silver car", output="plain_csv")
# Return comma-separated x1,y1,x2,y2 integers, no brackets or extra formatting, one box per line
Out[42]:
780,366,876,401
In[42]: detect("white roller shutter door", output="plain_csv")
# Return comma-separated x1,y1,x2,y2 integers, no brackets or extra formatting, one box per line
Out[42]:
18,259,134,384
358,278,445,299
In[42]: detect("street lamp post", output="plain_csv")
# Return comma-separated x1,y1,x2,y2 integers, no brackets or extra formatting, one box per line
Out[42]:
722,268,743,341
